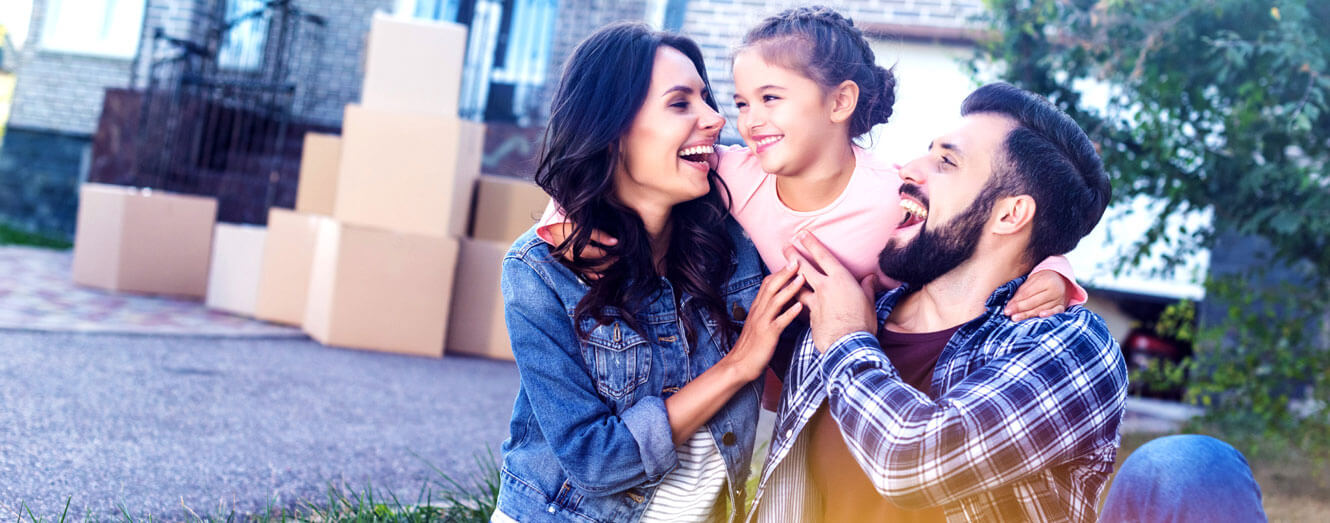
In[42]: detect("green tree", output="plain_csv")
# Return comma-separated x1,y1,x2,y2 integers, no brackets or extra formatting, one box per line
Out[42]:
975,0,1329,455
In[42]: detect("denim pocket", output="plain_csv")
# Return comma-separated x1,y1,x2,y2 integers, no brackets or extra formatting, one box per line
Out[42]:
586,321,651,398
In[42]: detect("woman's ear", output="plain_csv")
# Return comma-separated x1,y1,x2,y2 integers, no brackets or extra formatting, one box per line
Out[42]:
829,80,860,125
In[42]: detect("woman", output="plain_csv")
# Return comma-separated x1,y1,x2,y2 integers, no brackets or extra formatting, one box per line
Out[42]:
493,23,804,522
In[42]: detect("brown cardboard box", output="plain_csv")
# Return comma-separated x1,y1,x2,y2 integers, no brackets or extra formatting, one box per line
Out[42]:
303,220,460,358
205,223,267,316
71,183,217,297
360,13,467,118
334,104,477,238
254,208,328,326
470,175,549,243
446,238,513,360
295,133,341,215
457,120,486,188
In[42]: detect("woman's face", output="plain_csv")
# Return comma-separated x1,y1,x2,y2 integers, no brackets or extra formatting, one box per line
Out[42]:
614,46,725,214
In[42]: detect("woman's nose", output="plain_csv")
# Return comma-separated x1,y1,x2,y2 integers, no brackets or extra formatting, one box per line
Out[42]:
699,106,725,132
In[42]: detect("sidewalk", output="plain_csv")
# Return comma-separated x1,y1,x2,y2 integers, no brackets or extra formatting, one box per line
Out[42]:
0,245,301,337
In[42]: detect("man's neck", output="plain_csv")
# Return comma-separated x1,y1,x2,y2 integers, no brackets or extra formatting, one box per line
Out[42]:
885,255,1030,334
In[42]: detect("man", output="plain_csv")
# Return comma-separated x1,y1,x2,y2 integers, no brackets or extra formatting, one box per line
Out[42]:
752,82,1268,523
752,82,1124,522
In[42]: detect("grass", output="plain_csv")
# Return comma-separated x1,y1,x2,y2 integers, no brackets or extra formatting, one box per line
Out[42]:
10,435,1327,521
0,223,71,249
11,451,502,523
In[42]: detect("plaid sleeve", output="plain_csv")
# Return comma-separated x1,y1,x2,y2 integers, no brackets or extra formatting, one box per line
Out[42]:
816,309,1127,510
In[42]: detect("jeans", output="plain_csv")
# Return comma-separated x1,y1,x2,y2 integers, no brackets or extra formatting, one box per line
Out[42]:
1100,434,1267,523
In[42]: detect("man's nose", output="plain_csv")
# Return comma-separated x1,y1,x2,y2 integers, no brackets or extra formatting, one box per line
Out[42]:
899,158,927,185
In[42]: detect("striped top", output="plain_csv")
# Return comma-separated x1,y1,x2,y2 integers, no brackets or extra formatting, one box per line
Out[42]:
639,429,728,522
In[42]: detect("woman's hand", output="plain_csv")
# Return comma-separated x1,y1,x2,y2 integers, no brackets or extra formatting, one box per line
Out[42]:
1004,270,1073,321
723,259,806,382
545,223,619,279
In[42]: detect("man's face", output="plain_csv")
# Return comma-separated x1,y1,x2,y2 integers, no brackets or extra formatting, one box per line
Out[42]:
879,113,1017,286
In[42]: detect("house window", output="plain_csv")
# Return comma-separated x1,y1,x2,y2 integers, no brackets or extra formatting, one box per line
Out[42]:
217,0,268,70
40,0,145,59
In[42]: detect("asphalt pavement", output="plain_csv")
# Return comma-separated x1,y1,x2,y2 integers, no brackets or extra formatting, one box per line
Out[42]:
0,330,520,520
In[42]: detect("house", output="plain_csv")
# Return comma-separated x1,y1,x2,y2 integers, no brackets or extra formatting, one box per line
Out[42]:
0,0,1207,347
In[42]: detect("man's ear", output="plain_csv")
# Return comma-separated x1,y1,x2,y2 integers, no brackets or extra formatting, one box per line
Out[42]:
829,80,859,124
992,195,1036,235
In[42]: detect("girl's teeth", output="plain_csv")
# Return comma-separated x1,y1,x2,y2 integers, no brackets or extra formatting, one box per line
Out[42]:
756,136,781,146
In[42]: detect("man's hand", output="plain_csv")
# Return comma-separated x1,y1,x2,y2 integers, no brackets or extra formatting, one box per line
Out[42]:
785,231,878,353
544,223,618,279
1004,269,1071,321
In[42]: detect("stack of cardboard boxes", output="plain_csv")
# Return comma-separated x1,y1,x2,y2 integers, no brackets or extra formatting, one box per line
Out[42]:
252,13,481,358
71,12,553,361
445,175,549,361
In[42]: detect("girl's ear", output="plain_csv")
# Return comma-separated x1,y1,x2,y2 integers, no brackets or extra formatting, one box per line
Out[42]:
829,80,859,125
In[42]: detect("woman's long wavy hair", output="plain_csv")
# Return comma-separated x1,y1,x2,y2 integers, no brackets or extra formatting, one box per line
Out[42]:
534,23,737,342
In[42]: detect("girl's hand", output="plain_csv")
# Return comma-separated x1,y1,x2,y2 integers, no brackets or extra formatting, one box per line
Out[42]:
1005,270,1073,321
725,259,805,382
544,223,618,279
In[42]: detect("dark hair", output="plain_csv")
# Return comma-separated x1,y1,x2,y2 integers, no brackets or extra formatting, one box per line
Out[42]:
960,82,1112,264
741,6,896,140
534,22,736,341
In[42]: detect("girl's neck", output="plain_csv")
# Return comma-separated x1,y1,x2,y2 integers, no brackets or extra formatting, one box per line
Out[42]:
773,142,857,212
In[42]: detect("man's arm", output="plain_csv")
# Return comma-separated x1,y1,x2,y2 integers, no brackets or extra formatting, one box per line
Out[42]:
817,314,1127,509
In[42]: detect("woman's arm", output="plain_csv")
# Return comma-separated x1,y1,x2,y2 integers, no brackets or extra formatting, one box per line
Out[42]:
502,257,673,494
661,260,805,445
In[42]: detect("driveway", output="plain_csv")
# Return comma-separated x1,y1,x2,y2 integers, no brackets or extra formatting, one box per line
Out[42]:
0,330,519,520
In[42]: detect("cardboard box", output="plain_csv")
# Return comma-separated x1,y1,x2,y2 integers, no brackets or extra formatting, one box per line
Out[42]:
295,133,341,215
446,238,513,360
254,208,328,326
71,183,217,297
303,220,460,358
457,120,486,189
334,104,477,238
470,175,549,243
205,223,267,316
361,13,467,118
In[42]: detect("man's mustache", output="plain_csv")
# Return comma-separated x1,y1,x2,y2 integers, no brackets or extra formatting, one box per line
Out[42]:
899,183,928,208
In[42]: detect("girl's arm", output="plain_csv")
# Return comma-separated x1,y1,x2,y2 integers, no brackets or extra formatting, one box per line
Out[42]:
1006,256,1089,321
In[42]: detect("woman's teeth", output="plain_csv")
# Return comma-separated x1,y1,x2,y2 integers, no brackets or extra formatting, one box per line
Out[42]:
755,136,781,146
678,145,714,158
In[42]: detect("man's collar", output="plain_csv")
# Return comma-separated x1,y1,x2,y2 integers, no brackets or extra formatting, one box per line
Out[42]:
875,275,1030,320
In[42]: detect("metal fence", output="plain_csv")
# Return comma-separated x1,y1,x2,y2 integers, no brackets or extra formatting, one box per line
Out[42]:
132,0,330,224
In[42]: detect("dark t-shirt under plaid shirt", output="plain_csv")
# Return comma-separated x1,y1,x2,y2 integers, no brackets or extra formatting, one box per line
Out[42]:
750,277,1129,523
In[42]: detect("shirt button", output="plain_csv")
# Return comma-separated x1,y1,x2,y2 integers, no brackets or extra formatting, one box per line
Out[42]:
785,429,793,439
547,506,556,513
722,431,736,446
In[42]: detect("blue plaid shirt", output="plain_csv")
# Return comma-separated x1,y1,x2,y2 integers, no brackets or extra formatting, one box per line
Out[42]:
751,277,1128,523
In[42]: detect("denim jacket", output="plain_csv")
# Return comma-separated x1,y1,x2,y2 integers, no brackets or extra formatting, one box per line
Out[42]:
495,219,765,522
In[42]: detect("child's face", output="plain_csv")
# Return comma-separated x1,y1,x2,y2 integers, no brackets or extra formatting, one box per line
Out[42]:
732,50,842,177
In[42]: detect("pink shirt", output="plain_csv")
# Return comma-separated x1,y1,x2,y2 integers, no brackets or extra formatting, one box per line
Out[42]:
538,144,1086,302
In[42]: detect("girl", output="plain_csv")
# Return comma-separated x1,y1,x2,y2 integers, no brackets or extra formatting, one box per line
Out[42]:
494,23,803,522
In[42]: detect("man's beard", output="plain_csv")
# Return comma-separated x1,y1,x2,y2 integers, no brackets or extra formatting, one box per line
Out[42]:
878,184,999,287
